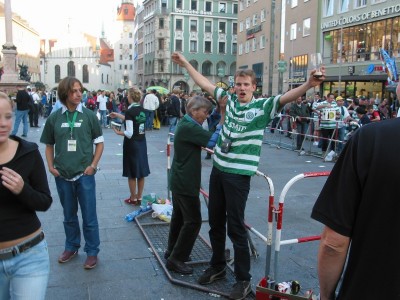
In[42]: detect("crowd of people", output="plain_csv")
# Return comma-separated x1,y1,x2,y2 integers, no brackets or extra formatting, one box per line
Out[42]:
2,52,400,299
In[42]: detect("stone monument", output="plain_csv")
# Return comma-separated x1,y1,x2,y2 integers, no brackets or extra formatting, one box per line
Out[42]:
0,0,29,95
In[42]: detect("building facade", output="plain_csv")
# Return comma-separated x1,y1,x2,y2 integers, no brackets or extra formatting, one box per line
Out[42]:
237,0,280,96
284,0,320,95
140,0,238,94
320,0,400,99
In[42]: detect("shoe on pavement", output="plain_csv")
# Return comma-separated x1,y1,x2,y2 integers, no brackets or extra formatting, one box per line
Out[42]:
58,250,78,263
21,134,27,137
229,281,251,300
198,266,226,285
84,256,98,269
166,257,193,275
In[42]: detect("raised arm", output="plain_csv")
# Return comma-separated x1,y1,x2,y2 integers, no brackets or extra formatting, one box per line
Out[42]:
280,67,326,107
172,52,216,96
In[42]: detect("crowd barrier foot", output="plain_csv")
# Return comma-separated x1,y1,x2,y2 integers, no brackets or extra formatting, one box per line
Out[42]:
135,211,256,299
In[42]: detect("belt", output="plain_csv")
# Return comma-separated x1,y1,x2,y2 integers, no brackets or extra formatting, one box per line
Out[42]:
0,232,45,260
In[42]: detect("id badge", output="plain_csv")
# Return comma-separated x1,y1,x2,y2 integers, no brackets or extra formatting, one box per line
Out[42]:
68,139,77,152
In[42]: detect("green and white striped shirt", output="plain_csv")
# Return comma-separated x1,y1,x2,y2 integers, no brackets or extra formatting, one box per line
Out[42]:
213,87,282,176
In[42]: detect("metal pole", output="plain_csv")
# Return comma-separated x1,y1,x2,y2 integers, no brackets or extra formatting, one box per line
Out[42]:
291,28,294,90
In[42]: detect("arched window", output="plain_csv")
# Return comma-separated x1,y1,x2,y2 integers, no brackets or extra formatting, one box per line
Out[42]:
55,65,61,83
230,62,237,75
82,64,89,83
67,61,75,77
189,60,198,71
202,61,212,76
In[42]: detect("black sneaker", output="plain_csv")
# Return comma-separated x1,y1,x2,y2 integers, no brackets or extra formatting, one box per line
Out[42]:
229,281,251,300
198,266,226,285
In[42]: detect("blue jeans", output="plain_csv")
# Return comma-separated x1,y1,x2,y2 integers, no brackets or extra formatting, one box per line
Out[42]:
145,110,154,130
99,110,107,127
11,110,29,136
0,240,49,300
55,175,100,256
168,117,178,141
337,127,345,153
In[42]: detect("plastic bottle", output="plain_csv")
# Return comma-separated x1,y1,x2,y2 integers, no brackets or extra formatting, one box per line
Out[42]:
124,208,143,222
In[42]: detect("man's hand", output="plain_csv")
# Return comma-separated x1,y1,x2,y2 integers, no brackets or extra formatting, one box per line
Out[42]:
308,66,326,88
171,52,189,68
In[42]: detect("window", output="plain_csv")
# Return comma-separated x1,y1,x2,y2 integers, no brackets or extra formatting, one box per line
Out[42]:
119,44,123,49
233,23,237,35
233,3,238,14
205,21,212,33
190,20,197,31
159,18,164,29
191,0,197,10
205,1,212,11
260,35,266,49
119,55,123,60
239,0,244,11
159,38,164,50
219,22,226,34
290,23,297,40
202,61,212,76
246,17,250,29
253,14,258,26
175,40,182,51
129,55,132,60
291,0,298,8
55,65,60,83
261,9,266,22
176,0,182,9
252,38,257,51
219,42,225,53
354,0,367,8
239,43,243,55
67,61,75,77
219,2,226,13
158,59,164,72
205,41,212,53
303,18,311,36
323,0,333,16
232,42,237,54
246,0,250,7
190,40,197,52
245,41,250,53
339,0,349,12
240,21,244,32
176,19,182,31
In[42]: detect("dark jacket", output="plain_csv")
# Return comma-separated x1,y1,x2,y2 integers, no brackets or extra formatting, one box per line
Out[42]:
0,136,52,241
289,102,312,123
15,89,31,111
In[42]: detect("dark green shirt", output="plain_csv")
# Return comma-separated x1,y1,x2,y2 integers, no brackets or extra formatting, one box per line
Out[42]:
40,105,103,179
170,115,213,197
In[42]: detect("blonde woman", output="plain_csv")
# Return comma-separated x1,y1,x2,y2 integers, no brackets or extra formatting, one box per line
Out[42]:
0,92,52,299
110,88,150,205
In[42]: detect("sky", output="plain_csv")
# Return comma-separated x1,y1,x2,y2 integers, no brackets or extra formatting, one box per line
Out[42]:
10,0,138,41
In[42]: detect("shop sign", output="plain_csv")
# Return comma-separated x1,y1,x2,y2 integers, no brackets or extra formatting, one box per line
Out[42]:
175,9,212,16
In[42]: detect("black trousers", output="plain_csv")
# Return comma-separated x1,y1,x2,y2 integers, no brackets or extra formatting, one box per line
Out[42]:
208,167,251,281
320,128,335,152
167,193,202,261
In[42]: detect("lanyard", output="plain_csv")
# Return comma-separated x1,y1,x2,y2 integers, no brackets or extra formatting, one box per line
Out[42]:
66,111,78,139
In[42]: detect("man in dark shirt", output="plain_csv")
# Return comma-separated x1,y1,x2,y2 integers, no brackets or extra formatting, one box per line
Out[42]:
311,83,400,300
11,86,31,137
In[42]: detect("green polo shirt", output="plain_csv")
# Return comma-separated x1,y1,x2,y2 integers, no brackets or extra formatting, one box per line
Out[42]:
40,105,103,179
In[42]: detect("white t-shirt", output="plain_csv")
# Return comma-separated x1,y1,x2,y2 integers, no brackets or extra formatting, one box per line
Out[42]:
97,94,108,111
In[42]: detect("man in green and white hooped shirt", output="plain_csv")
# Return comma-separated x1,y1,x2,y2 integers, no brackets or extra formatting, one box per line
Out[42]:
316,92,340,154
171,52,325,300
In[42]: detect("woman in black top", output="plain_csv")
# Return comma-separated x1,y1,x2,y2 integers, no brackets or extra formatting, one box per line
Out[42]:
0,92,52,299
110,88,150,206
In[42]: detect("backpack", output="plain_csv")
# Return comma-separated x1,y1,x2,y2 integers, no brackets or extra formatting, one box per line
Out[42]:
87,98,96,110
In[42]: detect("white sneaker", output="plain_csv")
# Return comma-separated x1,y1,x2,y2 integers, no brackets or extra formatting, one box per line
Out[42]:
313,141,319,146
